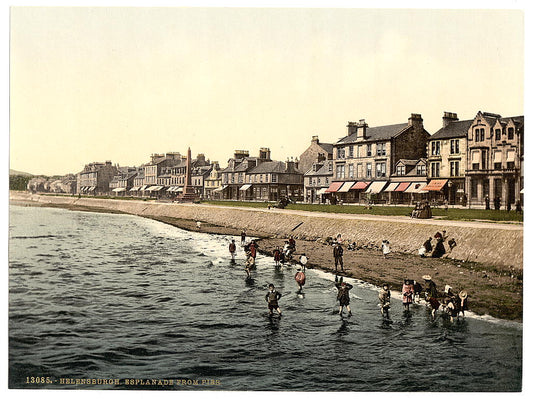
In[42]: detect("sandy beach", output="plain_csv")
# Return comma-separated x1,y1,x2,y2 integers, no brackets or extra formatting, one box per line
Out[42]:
11,198,523,321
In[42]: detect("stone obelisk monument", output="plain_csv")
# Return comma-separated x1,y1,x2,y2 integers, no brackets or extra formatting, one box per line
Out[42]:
181,147,198,201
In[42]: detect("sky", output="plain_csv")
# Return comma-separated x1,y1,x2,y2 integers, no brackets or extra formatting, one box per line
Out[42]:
9,4,525,176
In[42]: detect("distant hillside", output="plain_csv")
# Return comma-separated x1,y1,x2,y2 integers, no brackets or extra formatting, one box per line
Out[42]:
10,169,34,176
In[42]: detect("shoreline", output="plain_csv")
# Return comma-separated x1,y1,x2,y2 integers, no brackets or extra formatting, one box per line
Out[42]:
10,198,523,322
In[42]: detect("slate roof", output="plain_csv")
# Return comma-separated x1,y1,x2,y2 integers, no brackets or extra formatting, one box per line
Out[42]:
318,142,334,154
396,159,419,167
249,161,302,175
430,119,473,140
336,123,409,145
304,160,333,176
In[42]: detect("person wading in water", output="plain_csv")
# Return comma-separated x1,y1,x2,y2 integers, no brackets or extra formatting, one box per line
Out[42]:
265,284,282,316
335,275,353,317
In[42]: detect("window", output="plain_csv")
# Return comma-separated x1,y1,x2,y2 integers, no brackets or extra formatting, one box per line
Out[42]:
336,164,345,179
475,129,479,142
416,164,426,176
495,129,501,140
431,141,441,156
348,164,354,178
508,127,514,140
397,165,406,176
376,162,386,178
317,177,321,185
366,163,372,178
357,145,361,158
271,174,277,183
325,177,329,184
349,146,354,158
471,178,478,198
430,162,440,178
376,143,386,156
337,147,345,159
366,144,372,157
450,139,460,154
328,163,333,172
450,161,460,177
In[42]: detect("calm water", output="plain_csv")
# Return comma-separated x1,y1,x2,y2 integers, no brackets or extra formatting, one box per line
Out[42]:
9,205,522,391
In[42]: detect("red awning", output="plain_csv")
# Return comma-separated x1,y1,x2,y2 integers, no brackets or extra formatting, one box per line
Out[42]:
325,182,344,193
351,181,369,190
394,182,410,192
424,179,448,191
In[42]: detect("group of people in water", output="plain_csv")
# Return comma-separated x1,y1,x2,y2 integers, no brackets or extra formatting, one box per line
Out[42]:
231,230,469,321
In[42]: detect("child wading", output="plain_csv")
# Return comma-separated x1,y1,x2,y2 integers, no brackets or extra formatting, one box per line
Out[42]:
294,268,306,293
265,284,282,316
379,283,391,319
402,279,414,311
229,239,236,264
335,275,353,317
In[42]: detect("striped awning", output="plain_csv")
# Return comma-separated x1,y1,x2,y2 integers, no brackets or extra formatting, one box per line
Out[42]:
239,184,252,191
213,185,228,192
325,182,343,193
140,185,149,191
351,181,369,190
423,179,448,191
405,182,427,193
129,186,139,191
394,182,411,192
316,187,328,195
338,182,355,192
112,187,126,192
365,181,388,194
384,182,399,192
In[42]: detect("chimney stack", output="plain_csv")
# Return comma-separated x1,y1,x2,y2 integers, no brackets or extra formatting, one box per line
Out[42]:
259,147,271,160
347,121,358,136
442,111,459,128
356,119,368,139
408,113,423,128
311,135,320,144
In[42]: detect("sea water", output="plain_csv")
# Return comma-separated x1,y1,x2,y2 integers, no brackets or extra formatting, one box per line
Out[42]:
8,205,522,391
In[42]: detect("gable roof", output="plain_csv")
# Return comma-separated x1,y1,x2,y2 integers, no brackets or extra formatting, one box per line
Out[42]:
318,142,334,154
304,160,333,176
431,119,473,140
336,123,409,145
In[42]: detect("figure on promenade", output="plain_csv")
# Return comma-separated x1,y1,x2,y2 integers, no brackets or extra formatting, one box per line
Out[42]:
295,267,306,293
229,239,236,264
485,196,491,210
381,240,391,258
333,243,344,272
402,279,414,311
335,275,353,317
273,247,281,267
265,284,282,316
494,196,501,210
516,200,522,213
379,283,391,319
241,229,247,245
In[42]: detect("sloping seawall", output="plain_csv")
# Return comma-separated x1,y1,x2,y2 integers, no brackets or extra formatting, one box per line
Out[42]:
11,192,523,269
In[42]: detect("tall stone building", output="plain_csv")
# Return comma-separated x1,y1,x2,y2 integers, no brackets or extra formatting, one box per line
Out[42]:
299,136,334,174
326,114,430,203
77,161,118,195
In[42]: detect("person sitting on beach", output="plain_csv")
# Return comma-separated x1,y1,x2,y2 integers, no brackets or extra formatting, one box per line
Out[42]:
335,275,353,317
273,247,281,267
431,237,446,258
229,239,236,264
265,284,282,316
402,279,414,311
299,253,308,272
379,283,391,319
418,237,432,257
448,238,457,252
333,243,344,272
196,221,202,230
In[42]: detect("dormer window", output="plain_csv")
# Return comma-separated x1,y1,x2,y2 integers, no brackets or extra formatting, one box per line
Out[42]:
397,165,406,175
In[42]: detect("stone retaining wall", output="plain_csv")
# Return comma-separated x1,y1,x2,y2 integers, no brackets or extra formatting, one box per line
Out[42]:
11,192,523,269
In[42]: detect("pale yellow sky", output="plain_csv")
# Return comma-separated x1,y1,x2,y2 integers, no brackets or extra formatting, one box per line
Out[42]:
9,7,524,176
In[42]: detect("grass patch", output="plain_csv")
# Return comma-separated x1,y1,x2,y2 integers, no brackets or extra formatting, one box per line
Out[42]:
201,200,523,222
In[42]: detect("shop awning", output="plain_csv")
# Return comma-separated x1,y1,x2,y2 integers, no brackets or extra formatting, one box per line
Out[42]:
325,182,343,193
112,187,126,192
365,181,388,194
239,184,252,191
338,181,355,192
148,186,164,191
316,187,328,195
213,185,228,192
140,185,149,191
520,188,524,194
405,182,427,193
88,186,96,191
384,182,399,192
351,181,369,190
394,182,410,192
129,186,139,192
423,179,448,191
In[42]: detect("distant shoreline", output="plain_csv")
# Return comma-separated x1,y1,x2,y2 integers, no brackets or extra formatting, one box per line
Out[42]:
10,196,523,322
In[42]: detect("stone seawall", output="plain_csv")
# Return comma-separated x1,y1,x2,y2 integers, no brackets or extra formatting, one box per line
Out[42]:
11,192,523,269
